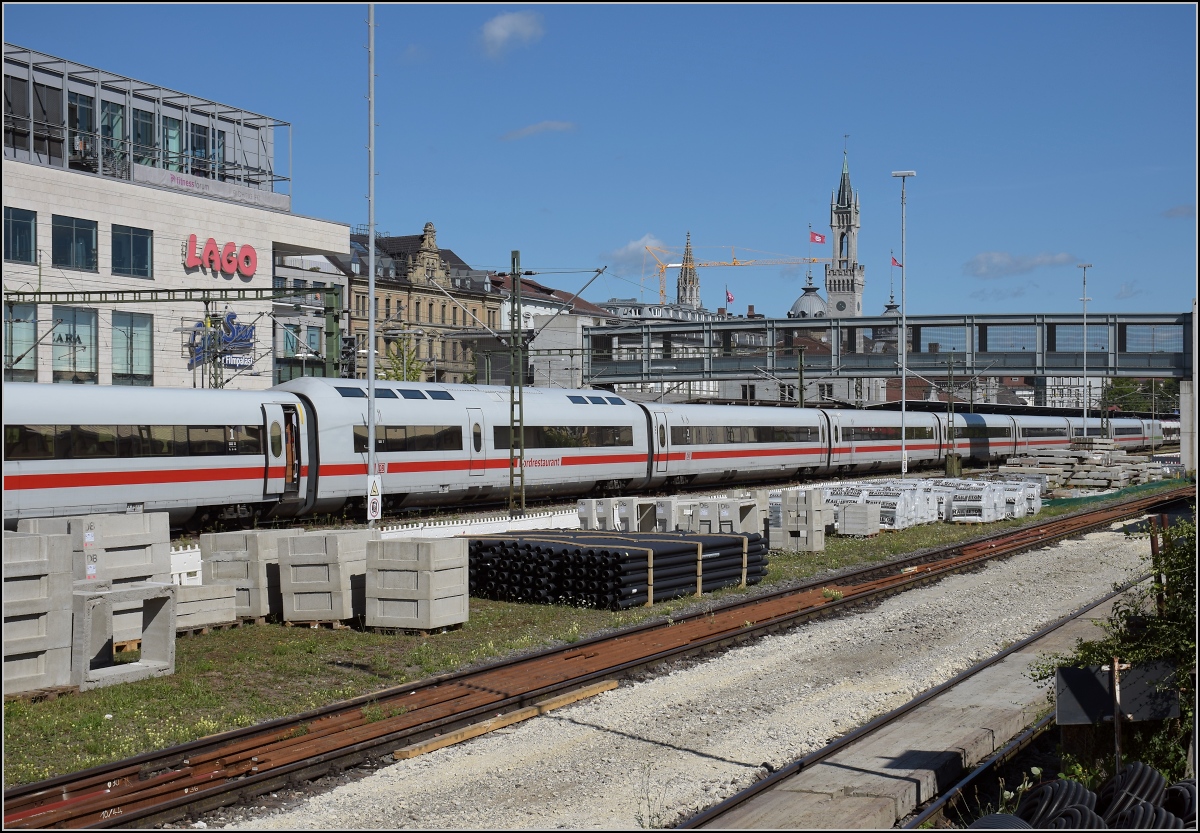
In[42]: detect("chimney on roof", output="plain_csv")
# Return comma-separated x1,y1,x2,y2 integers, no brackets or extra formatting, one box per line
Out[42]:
747,304,755,317
717,307,726,316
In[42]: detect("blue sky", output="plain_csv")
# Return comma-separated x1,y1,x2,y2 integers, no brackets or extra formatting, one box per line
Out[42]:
5,4,1195,317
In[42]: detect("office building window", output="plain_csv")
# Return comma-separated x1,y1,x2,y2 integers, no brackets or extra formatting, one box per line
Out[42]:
51,215,97,271
132,108,155,165
272,275,286,289
162,115,183,171
51,306,98,383
112,310,153,386
190,122,209,176
4,303,37,381
67,92,94,171
306,326,321,355
4,74,30,151
282,323,301,357
112,224,152,278
4,207,36,263
32,82,64,165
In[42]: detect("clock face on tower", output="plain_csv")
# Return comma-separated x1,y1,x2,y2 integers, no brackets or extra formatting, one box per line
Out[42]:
836,301,847,311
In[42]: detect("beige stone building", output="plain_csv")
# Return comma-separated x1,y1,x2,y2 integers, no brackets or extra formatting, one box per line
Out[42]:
343,223,502,383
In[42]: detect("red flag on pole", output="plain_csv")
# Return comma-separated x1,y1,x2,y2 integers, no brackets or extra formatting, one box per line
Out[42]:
891,256,903,268
726,288,735,303
810,231,826,244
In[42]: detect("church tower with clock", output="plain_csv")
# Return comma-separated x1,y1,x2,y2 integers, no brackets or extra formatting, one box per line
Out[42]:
824,152,866,319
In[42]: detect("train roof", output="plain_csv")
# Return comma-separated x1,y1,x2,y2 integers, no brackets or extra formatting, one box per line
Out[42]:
272,377,637,409
3,382,298,425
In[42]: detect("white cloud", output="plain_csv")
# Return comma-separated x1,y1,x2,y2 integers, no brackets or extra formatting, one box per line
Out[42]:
602,234,667,275
1162,204,1195,219
481,12,544,58
501,120,576,141
968,285,1028,303
1114,282,1143,300
962,251,1074,279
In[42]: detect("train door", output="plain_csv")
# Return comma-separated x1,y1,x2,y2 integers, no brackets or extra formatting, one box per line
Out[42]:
263,403,301,498
467,408,486,476
828,414,844,466
263,404,287,497
653,412,669,474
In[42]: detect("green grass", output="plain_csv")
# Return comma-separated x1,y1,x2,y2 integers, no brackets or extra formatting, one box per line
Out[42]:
3,479,1184,789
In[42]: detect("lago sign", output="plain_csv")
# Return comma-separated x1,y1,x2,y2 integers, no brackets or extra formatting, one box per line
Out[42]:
182,235,258,278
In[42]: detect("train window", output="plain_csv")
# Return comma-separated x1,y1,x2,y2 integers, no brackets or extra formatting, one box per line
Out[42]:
335,386,366,398
493,425,634,449
407,425,437,450
352,425,386,454
231,425,262,454
568,395,587,404
385,426,407,452
399,390,427,400
1022,426,1067,438
436,426,464,451
605,397,625,405
270,423,283,458
150,425,176,456
71,425,117,458
670,426,691,445
426,390,454,401
4,424,55,460
1114,427,1141,436
587,396,607,404
374,388,398,399
187,426,226,456
658,424,667,447
116,425,150,457
472,423,482,453
1073,427,1105,437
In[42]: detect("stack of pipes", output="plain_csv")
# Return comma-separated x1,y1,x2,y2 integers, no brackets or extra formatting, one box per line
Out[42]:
467,531,768,611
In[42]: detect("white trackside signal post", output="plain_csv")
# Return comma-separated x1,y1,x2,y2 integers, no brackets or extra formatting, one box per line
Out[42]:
366,4,378,525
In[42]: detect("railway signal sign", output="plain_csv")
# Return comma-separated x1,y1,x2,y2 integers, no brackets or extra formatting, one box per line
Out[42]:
367,476,382,521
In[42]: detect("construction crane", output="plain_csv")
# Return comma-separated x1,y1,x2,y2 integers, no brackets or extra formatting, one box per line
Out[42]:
644,246,829,305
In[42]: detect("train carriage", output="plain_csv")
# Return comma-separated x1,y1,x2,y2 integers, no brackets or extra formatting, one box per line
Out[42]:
830,410,943,471
1009,415,1071,456
274,378,651,513
2,382,309,527
937,413,1018,463
639,402,831,489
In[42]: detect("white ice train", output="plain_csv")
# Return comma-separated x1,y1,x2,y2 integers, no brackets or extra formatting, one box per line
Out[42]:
2,378,1163,528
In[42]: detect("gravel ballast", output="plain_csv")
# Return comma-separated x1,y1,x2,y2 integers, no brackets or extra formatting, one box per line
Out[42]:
219,526,1147,830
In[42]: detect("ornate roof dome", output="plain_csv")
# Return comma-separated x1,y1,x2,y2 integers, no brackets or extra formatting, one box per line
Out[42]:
787,276,828,319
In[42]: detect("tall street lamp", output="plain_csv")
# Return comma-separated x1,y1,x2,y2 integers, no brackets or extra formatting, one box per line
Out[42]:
1078,263,1092,441
892,170,916,477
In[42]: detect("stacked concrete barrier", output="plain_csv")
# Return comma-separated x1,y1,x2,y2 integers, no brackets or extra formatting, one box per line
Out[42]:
200,529,306,620
3,531,74,693
770,488,829,551
71,580,175,691
18,513,171,644
365,538,469,630
278,530,378,623
174,585,237,632
615,497,659,533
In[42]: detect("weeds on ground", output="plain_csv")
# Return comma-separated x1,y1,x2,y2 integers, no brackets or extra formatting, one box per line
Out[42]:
633,758,671,829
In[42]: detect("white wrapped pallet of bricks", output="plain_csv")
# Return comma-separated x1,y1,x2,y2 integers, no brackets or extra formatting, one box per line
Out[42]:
200,529,307,620
840,503,881,536
949,483,997,523
821,484,867,532
278,530,379,623
365,538,468,631
3,531,74,693
18,512,171,645
998,482,1027,516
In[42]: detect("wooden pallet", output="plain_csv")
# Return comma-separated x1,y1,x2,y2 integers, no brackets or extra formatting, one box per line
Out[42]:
366,622,465,636
283,619,354,630
4,685,79,704
113,639,142,654
176,621,241,638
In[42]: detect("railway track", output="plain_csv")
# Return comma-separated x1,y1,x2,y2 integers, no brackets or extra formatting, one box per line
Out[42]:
4,484,1192,830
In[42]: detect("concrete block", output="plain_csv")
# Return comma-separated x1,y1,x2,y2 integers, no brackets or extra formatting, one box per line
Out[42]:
4,607,73,655
199,528,306,564
279,532,375,622
4,531,73,576
654,498,687,532
175,585,237,630
366,593,469,631
201,555,280,619
614,498,658,532
592,498,619,531
4,646,73,693
577,499,599,531
716,499,760,534
19,513,170,583
367,538,467,572
71,581,175,691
